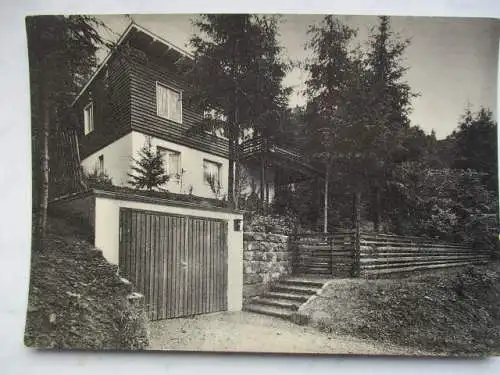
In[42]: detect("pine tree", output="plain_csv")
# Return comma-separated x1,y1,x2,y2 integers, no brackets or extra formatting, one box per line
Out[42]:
185,14,291,207
303,16,373,232
365,16,418,231
453,107,498,193
128,137,169,191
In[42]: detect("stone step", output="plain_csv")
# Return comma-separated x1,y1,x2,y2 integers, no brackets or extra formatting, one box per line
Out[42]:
272,284,320,295
244,303,293,319
252,297,301,310
280,278,327,288
263,291,311,302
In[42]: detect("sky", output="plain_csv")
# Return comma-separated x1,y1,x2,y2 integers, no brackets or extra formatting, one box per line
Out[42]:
96,14,499,139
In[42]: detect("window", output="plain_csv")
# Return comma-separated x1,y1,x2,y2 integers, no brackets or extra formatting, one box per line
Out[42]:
158,147,181,178
84,103,94,135
98,155,104,174
156,83,182,123
203,159,221,186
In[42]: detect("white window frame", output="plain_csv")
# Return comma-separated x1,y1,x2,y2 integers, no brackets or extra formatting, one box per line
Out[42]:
156,82,183,124
98,154,104,174
203,159,222,187
83,102,94,135
157,147,182,180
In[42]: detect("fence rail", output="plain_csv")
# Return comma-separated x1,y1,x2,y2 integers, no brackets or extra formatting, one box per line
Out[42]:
292,232,355,277
291,231,492,277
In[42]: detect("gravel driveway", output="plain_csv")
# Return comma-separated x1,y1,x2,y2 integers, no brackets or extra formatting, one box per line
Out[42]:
148,311,427,355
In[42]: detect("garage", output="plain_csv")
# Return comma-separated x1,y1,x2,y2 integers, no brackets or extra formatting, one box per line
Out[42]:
119,208,228,320
48,187,244,320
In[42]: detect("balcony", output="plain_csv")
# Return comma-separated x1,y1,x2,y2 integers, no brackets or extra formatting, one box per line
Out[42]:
240,136,324,183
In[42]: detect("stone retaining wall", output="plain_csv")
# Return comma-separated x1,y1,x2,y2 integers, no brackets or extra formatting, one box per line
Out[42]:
243,232,292,300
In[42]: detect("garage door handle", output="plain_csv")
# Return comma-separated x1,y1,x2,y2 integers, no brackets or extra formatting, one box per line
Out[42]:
181,261,188,267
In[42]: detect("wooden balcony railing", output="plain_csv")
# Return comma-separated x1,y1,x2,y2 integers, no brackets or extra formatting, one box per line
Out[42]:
240,137,304,163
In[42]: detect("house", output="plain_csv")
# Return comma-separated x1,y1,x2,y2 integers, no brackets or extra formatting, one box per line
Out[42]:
56,22,325,321
73,22,322,206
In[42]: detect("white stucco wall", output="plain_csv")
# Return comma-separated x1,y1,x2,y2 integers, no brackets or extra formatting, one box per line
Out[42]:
81,133,133,186
94,196,243,311
132,131,229,199
81,130,279,205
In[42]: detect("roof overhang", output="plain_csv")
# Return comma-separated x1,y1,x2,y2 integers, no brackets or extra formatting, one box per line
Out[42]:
71,22,194,107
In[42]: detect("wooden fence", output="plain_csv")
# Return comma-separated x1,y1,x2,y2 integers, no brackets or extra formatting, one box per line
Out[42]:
358,233,491,277
292,231,492,277
291,231,356,277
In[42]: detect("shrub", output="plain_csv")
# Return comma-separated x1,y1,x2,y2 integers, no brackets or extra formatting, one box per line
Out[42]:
84,166,113,188
128,137,169,191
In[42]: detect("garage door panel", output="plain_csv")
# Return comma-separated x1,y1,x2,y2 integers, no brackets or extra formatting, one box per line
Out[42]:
119,208,228,320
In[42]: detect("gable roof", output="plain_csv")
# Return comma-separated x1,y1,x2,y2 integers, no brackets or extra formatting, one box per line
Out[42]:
72,22,194,106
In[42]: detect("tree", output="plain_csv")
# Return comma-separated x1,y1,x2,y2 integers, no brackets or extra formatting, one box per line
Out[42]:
365,16,417,231
26,16,105,248
303,15,375,232
128,137,169,191
185,14,291,208
452,107,498,193
386,164,498,247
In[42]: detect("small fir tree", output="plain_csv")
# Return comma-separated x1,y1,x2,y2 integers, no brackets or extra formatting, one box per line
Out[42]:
128,137,169,191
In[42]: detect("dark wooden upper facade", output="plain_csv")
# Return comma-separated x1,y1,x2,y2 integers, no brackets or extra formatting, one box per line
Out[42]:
73,23,322,185
74,24,229,160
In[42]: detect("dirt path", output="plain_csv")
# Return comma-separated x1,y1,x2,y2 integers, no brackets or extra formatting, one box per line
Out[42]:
148,311,429,355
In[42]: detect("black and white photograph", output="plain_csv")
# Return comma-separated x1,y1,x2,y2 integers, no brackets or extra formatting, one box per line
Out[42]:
24,13,500,356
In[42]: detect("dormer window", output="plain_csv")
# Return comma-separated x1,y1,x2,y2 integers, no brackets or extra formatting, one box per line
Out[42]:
156,83,182,123
84,102,94,135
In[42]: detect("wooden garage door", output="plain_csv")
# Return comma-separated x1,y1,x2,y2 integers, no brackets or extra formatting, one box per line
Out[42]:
118,208,228,320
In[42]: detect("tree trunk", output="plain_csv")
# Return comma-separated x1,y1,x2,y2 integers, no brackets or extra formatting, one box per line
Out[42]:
373,185,381,232
233,106,241,210
260,154,265,212
36,70,50,248
234,160,241,209
227,138,235,207
227,104,237,208
323,162,330,233
352,189,362,277
353,189,361,234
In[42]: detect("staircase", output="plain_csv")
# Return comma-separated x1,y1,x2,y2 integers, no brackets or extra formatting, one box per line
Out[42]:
244,277,329,320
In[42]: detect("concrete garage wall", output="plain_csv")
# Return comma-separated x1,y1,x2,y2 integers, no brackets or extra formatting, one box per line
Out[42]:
94,194,244,311
243,232,292,300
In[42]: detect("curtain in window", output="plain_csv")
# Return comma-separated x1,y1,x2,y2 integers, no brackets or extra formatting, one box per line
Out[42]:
157,85,169,118
157,84,181,123
204,160,220,184
168,89,181,123
158,148,181,177
168,152,180,176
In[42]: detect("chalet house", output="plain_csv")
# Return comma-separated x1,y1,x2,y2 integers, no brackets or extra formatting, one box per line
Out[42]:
73,22,321,206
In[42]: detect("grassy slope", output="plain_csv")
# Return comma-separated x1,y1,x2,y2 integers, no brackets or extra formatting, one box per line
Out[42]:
24,216,149,350
301,264,500,356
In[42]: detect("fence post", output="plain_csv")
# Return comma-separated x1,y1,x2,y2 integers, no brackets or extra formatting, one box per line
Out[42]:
329,235,334,276
352,229,361,278
290,232,298,276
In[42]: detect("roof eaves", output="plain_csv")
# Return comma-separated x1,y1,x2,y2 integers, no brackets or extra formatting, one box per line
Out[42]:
71,21,194,107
